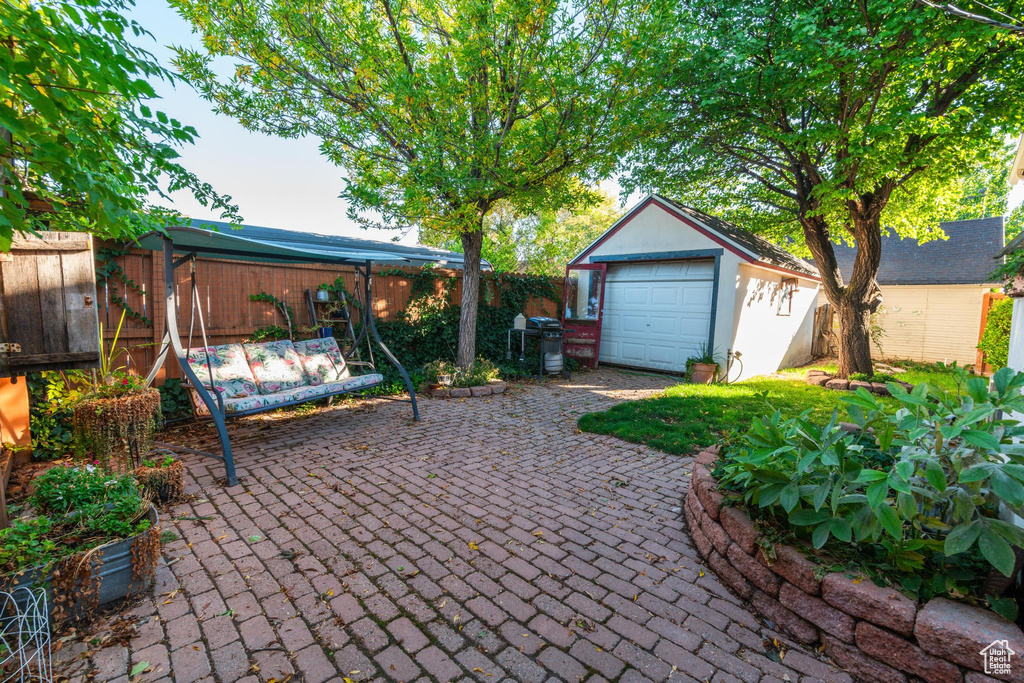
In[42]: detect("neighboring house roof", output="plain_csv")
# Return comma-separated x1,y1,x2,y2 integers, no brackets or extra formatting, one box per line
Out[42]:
571,194,818,279
830,216,1004,286
186,219,491,270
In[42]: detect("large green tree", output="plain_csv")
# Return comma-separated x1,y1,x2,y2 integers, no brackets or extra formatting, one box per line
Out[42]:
171,0,675,366
628,0,1024,376
422,188,621,275
0,0,237,249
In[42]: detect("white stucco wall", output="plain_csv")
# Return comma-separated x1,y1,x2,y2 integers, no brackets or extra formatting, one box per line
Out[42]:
730,263,819,381
581,201,743,355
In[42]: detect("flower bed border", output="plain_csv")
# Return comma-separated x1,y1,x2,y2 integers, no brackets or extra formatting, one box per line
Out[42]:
804,370,913,395
686,445,1024,683
430,380,507,399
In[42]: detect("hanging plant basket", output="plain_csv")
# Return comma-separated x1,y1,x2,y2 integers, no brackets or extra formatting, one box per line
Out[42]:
72,389,161,473
3,506,160,630
133,458,184,504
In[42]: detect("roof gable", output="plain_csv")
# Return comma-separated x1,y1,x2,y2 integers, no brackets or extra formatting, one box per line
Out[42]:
829,217,1004,286
571,195,818,278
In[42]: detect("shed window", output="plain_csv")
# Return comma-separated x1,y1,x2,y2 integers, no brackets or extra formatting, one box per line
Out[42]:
778,278,797,316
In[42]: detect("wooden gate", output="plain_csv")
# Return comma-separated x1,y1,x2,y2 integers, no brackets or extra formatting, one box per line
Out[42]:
0,232,100,377
812,303,836,358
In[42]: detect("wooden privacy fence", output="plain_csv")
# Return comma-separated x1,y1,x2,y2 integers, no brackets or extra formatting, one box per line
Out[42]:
96,242,560,383
811,303,836,358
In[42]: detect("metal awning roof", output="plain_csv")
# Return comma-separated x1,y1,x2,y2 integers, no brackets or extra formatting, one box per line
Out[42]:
135,221,490,269
135,226,409,265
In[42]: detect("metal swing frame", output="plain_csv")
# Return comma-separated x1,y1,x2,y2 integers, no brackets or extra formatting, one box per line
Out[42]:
144,236,419,486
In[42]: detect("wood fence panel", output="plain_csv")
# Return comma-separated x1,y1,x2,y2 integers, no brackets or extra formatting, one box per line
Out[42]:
94,242,560,382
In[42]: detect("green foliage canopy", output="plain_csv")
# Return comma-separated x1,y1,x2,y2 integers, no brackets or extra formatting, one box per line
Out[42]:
627,0,1024,249
0,0,238,249
170,0,674,241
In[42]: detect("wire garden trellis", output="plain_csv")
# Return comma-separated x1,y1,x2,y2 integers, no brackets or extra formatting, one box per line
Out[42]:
0,587,51,682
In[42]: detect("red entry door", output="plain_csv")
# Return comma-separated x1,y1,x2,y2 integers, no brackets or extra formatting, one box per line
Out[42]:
561,263,607,369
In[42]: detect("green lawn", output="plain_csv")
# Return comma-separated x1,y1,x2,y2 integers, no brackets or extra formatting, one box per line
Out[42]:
578,362,957,455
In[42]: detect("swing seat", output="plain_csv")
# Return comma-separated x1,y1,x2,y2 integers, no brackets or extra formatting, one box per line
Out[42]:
186,338,383,416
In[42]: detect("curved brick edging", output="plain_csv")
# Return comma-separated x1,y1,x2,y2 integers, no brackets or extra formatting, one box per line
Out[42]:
685,446,1024,683
430,380,507,399
805,370,914,395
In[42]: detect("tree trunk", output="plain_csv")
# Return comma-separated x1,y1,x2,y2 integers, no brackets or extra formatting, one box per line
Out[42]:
457,228,484,368
835,297,874,377
799,208,882,378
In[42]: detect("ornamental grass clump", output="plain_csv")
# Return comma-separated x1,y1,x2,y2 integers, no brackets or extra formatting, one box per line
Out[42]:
715,366,1024,617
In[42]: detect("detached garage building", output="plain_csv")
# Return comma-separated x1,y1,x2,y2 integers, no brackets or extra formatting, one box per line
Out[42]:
565,195,820,381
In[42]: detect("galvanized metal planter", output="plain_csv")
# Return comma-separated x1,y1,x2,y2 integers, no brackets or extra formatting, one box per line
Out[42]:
3,505,159,627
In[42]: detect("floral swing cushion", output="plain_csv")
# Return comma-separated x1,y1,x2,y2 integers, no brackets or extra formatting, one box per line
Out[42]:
185,344,260,399
294,337,350,385
243,341,307,394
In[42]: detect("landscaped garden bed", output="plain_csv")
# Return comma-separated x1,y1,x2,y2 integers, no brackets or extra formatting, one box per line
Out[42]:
805,369,913,395
686,367,1024,681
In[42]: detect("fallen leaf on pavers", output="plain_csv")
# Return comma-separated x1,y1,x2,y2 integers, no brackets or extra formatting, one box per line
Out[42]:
468,541,479,551
130,662,149,677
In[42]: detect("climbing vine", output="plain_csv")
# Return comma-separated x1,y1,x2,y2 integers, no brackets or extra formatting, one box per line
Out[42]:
95,246,153,326
373,270,561,381
248,292,294,341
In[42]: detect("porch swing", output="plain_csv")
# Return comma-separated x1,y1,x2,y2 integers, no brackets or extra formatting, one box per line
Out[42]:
136,227,420,486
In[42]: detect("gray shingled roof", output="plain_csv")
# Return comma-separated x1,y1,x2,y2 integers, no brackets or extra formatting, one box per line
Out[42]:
186,219,490,269
655,196,818,277
829,217,1004,286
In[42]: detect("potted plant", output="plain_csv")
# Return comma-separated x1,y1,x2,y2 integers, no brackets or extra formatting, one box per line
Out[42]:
70,311,161,473
1,465,159,628
686,343,719,384
133,453,184,504
424,360,456,393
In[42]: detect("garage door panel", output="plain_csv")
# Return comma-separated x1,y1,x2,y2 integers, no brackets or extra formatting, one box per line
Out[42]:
600,260,714,372
649,315,680,336
619,342,646,362
651,286,681,305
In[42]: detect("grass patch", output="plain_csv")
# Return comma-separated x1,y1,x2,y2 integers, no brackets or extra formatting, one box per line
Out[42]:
578,362,957,455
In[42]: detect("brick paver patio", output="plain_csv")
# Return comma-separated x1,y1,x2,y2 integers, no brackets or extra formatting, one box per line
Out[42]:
60,368,849,683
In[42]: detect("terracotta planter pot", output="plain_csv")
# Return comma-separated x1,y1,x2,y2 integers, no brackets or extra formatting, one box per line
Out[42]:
689,363,718,384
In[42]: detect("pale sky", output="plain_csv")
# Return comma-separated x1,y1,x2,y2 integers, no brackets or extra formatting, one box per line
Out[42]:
129,2,418,244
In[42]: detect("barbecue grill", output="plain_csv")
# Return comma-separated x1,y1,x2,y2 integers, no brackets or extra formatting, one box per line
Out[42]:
507,316,569,378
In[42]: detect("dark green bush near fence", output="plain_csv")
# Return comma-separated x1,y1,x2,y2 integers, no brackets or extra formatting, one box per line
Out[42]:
979,297,1013,369
372,270,561,388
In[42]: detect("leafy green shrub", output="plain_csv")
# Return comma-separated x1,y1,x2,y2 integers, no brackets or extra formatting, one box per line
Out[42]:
31,466,150,539
158,378,193,421
848,372,870,382
0,518,56,576
715,367,1024,605
27,372,78,460
979,298,1013,369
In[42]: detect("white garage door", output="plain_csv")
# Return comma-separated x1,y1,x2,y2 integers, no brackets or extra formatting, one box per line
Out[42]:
600,260,714,372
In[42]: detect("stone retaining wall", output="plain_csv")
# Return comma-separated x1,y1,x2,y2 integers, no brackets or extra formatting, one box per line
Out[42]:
685,446,1024,683
430,380,507,399
805,370,914,395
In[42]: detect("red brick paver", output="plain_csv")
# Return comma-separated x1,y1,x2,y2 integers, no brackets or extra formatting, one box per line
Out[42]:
58,369,849,682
